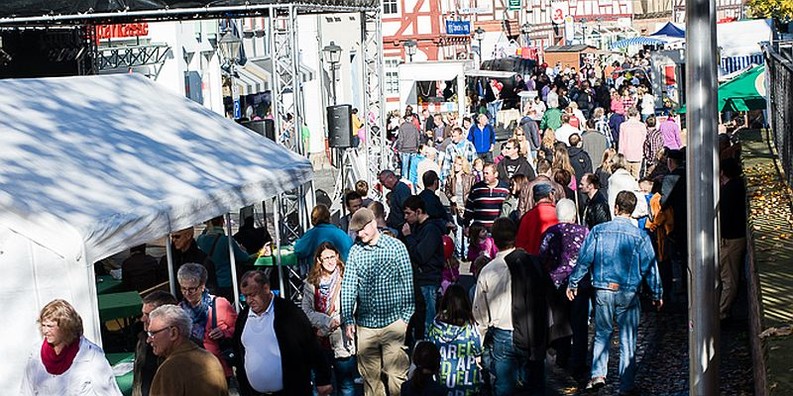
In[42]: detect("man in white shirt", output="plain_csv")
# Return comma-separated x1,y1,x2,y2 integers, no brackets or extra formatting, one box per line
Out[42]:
555,113,580,146
472,218,549,396
234,271,333,396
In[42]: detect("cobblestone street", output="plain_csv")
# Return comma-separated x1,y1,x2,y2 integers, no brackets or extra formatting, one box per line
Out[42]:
544,299,753,395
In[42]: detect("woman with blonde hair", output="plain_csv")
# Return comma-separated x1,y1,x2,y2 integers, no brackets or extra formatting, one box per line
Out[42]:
551,143,578,191
595,147,617,190
22,299,122,395
302,242,357,396
512,126,531,158
538,128,556,163
444,155,476,257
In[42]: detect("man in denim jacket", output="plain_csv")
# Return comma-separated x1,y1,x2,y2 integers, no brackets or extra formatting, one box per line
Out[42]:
566,190,663,395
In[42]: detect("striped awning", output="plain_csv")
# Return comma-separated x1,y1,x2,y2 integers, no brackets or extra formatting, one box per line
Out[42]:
251,56,315,83
234,63,269,95
610,36,666,50
720,54,765,75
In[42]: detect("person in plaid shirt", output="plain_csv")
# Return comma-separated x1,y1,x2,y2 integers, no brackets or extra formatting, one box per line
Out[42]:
341,208,414,396
441,125,477,182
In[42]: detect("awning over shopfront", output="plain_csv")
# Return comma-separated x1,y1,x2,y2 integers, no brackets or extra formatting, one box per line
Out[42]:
251,56,315,83
235,62,269,95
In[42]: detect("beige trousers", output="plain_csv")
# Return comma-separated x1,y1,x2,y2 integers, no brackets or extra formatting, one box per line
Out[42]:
356,320,409,396
719,237,747,319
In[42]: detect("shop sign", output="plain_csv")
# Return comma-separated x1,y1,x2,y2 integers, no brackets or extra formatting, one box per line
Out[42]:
508,0,521,11
95,23,150,41
445,20,471,36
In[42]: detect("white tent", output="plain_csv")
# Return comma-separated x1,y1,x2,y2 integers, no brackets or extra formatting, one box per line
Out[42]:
0,73,312,391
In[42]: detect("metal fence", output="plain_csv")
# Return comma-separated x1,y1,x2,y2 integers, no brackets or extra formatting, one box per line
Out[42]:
766,42,793,188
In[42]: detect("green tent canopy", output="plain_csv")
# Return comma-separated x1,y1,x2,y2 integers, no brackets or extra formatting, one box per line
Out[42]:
679,64,766,113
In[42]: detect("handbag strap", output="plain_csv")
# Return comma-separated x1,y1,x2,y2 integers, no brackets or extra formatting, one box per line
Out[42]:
211,297,217,328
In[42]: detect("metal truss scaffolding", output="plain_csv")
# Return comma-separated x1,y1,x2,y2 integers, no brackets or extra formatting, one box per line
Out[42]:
360,10,387,200
267,6,313,251
95,43,170,71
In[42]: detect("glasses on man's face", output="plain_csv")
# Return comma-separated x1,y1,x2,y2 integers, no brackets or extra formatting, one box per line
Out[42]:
505,146,515,150
180,285,201,294
146,326,173,338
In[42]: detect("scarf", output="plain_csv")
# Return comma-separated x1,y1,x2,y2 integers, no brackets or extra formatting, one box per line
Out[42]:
314,268,340,315
180,289,212,344
40,337,80,375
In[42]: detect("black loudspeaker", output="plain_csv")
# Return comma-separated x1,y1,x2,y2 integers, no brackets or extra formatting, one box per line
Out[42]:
241,119,275,141
327,104,353,148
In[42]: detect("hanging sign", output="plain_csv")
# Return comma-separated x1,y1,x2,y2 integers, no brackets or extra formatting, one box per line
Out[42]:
551,2,567,25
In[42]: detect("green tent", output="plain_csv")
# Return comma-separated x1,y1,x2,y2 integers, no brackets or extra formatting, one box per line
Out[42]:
679,64,767,113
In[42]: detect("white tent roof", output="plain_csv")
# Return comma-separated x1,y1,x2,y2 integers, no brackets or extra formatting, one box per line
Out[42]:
0,73,312,264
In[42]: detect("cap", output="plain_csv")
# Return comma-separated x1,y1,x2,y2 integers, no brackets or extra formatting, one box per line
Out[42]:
532,183,554,200
348,208,375,232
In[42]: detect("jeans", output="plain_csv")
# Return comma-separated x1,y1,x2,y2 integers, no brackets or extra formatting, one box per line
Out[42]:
315,353,359,396
420,285,438,337
333,355,359,396
591,289,640,393
483,328,545,396
399,152,414,179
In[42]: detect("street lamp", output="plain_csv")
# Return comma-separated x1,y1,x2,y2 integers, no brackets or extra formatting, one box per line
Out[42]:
474,27,485,64
521,22,531,47
322,41,342,105
219,31,243,119
403,39,417,62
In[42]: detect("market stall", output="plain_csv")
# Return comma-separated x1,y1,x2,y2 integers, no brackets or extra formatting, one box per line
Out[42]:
0,73,312,391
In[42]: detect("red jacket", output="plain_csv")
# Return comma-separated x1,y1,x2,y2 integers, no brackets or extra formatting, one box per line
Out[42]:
516,201,559,255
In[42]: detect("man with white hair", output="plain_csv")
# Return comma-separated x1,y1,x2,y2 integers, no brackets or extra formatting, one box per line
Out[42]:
538,199,590,377
539,96,563,132
147,305,228,396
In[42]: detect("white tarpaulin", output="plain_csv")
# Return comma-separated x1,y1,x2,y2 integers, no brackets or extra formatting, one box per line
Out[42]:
0,73,312,391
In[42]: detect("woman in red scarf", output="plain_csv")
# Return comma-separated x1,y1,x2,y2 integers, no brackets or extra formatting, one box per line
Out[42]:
301,242,357,396
21,299,122,395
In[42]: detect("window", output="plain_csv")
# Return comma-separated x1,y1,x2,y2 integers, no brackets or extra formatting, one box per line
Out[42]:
383,0,398,14
385,71,399,94
384,58,400,95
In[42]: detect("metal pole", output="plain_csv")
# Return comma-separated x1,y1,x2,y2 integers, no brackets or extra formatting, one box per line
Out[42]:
224,213,241,312
273,197,286,295
685,0,720,393
331,65,337,106
165,235,176,297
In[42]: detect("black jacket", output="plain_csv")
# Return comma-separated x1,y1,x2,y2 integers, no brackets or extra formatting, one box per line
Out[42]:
505,249,549,361
584,190,611,229
567,146,593,183
233,297,332,396
418,189,453,223
159,240,216,300
404,218,446,287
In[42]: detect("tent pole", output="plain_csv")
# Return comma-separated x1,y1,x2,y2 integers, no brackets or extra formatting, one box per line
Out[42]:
273,197,286,295
165,235,176,297
224,213,241,312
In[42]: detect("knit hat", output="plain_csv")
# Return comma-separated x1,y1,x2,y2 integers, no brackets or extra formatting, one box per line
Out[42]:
348,208,375,232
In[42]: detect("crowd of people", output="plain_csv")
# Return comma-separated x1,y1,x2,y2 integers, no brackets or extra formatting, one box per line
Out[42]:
21,50,749,396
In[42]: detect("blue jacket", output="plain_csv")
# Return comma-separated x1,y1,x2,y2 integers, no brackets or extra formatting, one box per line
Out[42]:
467,123,495,154
294,223,354,262
567,217,662,300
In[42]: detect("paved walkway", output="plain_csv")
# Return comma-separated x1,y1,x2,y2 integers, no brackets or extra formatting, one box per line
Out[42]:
739,128,793,395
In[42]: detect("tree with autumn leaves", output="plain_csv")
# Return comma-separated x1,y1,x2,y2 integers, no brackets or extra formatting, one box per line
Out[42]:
746,0,793,22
